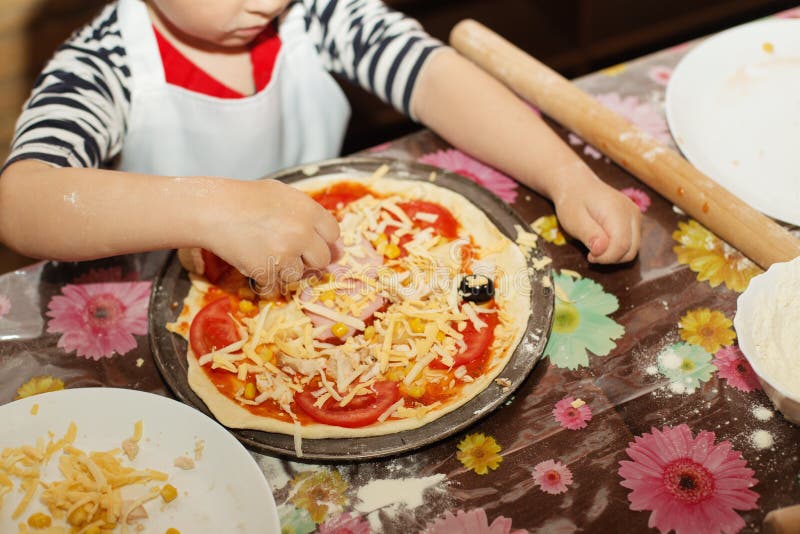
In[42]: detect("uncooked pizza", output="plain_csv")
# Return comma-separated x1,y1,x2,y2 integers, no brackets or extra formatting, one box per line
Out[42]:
167,170,531,442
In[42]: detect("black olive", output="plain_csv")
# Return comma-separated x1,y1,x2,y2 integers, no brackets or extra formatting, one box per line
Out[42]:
459,274,494,303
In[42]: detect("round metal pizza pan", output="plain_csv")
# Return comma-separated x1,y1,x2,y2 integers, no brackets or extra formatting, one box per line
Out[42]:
149,157,553,461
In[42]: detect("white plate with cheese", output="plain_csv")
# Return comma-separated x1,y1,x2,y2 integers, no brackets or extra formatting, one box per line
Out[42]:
0,387,279,533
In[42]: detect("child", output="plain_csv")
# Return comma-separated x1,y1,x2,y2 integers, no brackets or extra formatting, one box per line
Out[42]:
0,0,641,290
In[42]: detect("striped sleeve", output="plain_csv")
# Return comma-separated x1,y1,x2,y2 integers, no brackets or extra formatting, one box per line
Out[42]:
299,0,444,118
4,5,131,170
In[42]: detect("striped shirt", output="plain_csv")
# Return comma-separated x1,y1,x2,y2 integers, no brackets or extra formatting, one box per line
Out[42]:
5,0,442,170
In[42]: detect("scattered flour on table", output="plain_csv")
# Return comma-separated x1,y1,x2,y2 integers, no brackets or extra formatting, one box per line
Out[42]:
355,474,446,530
750,262,800,397
749,429,774,450
355,474,446,513
751,406,774,421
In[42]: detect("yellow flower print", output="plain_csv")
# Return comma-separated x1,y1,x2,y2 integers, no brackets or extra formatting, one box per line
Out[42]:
16,375,65,399
457,433,503,475
601,63,627,76
679,308,736,353
672,220,761,292
531,215,566,245
288,469,349,524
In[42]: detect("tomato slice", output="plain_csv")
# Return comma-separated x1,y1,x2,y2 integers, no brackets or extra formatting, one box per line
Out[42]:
189,297,239,357
312,182,370,211
294,381,400,428
431,311,498,369
200,249,233,284
398,200,459,238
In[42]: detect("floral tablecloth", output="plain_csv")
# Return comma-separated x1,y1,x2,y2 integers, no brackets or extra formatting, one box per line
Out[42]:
2,8,799,534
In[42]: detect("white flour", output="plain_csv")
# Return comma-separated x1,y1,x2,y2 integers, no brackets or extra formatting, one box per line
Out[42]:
354,474,445,515
751,406,774,421
750,262,800,397
749,429,774,450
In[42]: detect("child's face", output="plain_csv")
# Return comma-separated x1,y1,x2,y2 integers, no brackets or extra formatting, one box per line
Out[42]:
150,0,291,47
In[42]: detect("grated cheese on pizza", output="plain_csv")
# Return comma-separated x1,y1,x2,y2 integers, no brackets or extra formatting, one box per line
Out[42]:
169,173,532,437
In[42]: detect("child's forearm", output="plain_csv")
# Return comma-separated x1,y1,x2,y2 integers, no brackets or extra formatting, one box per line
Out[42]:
411,48,641,264
411,48,596,203
0,160,339,284
0,160,215,260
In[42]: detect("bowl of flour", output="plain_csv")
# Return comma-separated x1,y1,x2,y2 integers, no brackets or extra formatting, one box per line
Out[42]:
735,256,800,425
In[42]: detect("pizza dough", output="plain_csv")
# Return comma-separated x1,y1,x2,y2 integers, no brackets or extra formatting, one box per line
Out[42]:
167,173,532,439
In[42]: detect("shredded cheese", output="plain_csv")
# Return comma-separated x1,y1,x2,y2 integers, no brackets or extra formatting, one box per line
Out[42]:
0,423,173,533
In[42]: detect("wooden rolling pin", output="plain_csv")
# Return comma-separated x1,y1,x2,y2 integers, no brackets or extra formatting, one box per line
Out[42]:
450,19,800,269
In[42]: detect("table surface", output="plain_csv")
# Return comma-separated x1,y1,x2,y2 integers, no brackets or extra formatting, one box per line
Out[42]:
1,8,799,534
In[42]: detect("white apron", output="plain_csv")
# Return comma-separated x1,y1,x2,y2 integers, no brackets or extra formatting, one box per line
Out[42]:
115,0,350,179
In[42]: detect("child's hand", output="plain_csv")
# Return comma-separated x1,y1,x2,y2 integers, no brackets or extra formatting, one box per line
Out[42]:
204,179,339,292
552,173,642,264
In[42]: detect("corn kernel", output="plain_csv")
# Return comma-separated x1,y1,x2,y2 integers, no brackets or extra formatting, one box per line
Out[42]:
436,331,446,342
166,529,182,534
409,317,425,334
386,367,405,382
161,484,178,503
404,381,426,398
68,508,88,527
319,290,336,305
363,325,376,341
27,513,52,528
85,526,101,534
237,286,256,300
331,322,348,338
384,243,401,259
244,382,257,400
256,344,274,362
238,300,256,313
373,233,388,247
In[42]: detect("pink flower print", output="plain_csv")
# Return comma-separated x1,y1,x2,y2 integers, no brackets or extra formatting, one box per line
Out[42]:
776,7,800,18
618,424,759,534
368,141,392,153
46,282,151,360
532,459,573,495
553,396,592,430
317,512,371,534
594,92,672,145
714,345,761,392
0,295,10,319
419,149,518,204
648,66,673,86
621,187,652,213
73,266,138,284
423,508,527,534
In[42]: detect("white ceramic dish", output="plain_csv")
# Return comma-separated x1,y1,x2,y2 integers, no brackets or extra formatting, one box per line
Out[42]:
666,19,800,226
735,257,800,425
0,388,280,533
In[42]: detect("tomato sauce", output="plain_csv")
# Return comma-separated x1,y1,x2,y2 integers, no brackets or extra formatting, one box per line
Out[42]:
311,182,373,212
199,367,316,424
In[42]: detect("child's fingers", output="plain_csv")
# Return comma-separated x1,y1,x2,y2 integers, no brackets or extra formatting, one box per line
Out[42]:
314,208,340,244
301,234,333,270
278,256,305,284
588,208,641,264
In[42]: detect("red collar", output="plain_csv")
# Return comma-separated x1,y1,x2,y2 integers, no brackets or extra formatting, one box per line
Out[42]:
153,24,281,99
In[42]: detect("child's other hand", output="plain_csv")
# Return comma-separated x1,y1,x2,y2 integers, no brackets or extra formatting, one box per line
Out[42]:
552,171,642,264
205,179,339,292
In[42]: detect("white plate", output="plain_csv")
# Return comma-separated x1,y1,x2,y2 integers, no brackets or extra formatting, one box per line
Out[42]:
0,388,280,533
666,19,800,225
